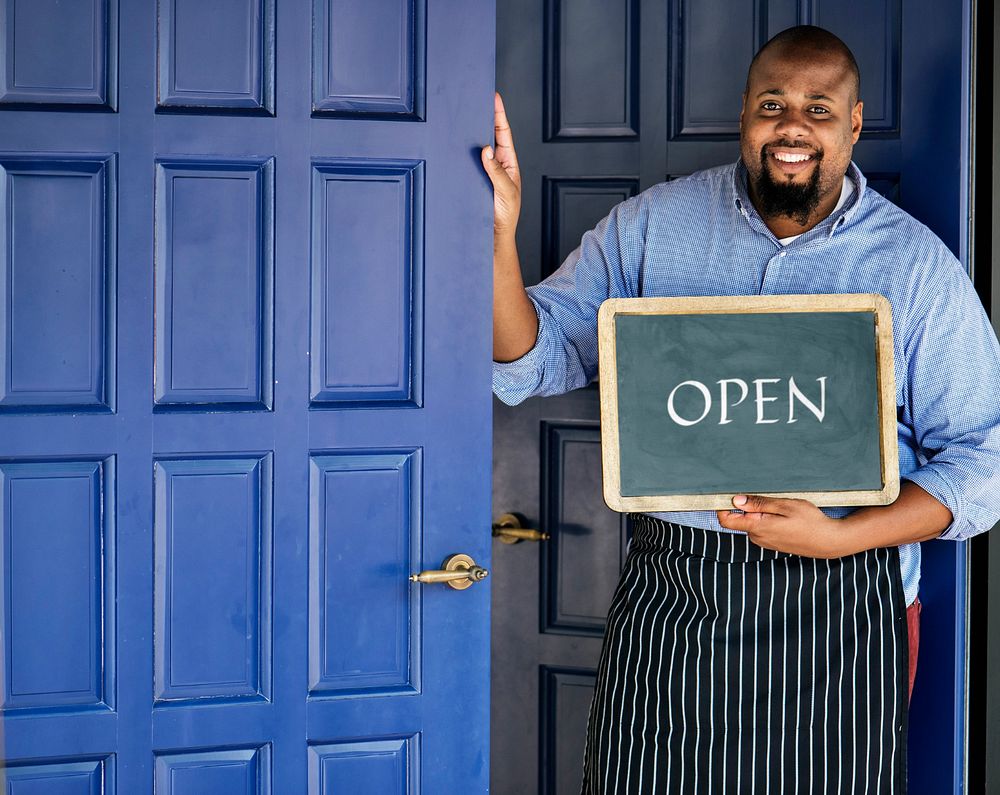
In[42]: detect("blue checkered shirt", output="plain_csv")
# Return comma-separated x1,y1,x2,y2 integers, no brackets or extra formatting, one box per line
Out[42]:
493,161,1000,605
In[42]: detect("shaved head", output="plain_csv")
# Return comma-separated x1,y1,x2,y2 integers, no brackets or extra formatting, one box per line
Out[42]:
747,26,860,104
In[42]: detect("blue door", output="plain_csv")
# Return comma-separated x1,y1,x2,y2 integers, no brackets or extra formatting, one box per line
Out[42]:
0,0,494,791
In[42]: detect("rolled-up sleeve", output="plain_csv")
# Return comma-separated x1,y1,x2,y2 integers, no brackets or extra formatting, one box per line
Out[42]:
899,256,1000,540
491,192,648,405
492,298,554,406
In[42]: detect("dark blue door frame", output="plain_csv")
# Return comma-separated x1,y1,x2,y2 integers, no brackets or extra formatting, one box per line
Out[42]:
904,2,973,792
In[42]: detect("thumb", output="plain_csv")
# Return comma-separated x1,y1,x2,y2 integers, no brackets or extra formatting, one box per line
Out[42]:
481,146,503,179
482,146,516,191
733,494,781,515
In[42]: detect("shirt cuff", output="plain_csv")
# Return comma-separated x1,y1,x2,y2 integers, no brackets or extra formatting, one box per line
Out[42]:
902,467,966,541
492,298,551,406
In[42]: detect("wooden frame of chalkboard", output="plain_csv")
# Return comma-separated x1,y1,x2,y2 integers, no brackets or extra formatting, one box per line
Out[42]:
597,294,900,512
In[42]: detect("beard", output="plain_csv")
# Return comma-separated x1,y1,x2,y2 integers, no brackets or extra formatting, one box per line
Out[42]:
752,145,823,227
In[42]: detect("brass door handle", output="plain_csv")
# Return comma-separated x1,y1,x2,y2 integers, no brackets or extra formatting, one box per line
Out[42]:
492,512,549,544
410,553,489,590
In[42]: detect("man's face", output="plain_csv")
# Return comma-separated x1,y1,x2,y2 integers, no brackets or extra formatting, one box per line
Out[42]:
739,48,863,227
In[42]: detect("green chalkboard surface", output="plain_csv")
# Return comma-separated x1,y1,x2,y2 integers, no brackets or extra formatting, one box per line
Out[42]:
598,295,899,512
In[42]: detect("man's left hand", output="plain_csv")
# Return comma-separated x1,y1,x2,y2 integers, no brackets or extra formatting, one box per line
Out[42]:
717,495,858,558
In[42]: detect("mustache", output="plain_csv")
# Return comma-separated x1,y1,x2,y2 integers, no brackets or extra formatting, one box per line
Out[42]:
762,141,824,159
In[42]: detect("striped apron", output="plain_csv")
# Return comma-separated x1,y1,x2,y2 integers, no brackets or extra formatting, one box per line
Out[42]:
581,516,909,795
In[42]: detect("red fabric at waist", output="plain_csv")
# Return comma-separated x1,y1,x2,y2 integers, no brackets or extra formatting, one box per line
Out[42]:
907,598,921,703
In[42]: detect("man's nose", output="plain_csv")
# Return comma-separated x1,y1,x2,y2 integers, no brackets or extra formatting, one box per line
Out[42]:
774,108,812,138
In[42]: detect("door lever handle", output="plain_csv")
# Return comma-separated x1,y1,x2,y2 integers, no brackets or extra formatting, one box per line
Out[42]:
492,513,550,544
410,553,488,590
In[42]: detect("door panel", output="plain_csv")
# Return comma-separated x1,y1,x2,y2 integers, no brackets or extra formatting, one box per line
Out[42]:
0,0,495,791
309,736,418,794
0,0,117,109
153,747,269,794
312,0,424,119
308,452,420,697
309,160,422,407
540,421,627,637
540,666,596,795
545,0,639,141
157,0,273,113
2,460,113,712
0,156,115,411
493,0,970,792
153,159,273,409
4,757,112,793
153,456,271,703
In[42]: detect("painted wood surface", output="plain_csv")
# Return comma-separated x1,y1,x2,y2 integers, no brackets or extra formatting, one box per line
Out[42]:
0,0,495,791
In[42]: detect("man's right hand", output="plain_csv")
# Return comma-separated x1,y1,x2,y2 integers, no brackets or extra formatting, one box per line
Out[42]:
483,92,538,363
482,92,521,237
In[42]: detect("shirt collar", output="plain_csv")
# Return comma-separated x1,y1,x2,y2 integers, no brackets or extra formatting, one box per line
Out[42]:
730,160,868,240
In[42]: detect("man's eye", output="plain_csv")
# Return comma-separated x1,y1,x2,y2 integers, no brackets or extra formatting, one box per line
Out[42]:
761,102,781,111
809,106,831,115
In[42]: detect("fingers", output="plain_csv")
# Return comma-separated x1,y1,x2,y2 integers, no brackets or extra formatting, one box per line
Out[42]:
732,494,797,516
493,93,519,172
484,93,523,233
717,494,788,532
481,145,511,189
494,93,514,146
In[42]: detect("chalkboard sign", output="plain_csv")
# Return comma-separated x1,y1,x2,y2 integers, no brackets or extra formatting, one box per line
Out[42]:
597,295,899,512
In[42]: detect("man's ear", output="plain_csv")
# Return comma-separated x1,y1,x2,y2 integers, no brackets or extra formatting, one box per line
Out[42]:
851,100,864,143
739,92,747,126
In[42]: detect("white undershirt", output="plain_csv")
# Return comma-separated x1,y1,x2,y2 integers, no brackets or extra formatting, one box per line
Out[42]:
776,176,854,246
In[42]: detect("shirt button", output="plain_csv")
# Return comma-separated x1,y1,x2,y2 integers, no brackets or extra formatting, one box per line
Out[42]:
778,250,787,258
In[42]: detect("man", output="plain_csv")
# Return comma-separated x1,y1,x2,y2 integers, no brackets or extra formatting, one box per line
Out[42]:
483,26,1000,795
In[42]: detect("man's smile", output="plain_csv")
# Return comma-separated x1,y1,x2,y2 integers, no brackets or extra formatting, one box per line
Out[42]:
764,145,821,177
773,151,812,162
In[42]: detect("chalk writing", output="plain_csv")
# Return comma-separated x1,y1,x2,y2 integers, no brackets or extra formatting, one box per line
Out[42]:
666,376,827,426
